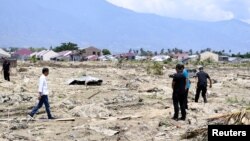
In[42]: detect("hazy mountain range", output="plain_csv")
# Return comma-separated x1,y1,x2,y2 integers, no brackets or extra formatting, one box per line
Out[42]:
0,0,250,53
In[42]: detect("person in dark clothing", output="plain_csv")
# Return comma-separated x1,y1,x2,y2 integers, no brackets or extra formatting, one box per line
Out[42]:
181,64,190,110
2,58,10,81
172,64,186,121
195,66,212,103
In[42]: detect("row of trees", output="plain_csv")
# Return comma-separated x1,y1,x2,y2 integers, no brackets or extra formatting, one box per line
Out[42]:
52,42,111,55
232,52,250,58
3,43,249,58
127,47,243,57
53,42,78,52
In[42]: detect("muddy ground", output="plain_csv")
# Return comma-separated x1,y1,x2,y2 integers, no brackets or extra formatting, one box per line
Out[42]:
0,61,249,141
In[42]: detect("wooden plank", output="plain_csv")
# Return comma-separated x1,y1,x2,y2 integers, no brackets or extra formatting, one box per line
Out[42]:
99,115,142,120
0,118,75,122
87,91,101,99
55,118,75,121
0,119,11,122
237,74,250,78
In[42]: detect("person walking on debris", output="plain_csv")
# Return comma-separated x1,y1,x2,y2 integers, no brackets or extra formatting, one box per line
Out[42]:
2,58,10,81
182,64,190,109
28,68,55,119
172,64,186,121
195,66,212,103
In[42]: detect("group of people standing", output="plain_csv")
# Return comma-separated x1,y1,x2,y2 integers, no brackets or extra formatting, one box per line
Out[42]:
171,63,212,121
2,57,211,121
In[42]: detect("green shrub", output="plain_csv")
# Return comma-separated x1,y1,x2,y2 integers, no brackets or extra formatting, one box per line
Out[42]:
30,55,37,63
163,58,172,64
147,62,163,75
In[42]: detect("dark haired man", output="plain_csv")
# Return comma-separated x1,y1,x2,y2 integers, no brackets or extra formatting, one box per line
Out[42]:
172,64,186,121
195,66,212,103
28,68,55,119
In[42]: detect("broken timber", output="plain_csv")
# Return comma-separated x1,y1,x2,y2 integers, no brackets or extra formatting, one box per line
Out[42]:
88,91,101,99
0,118,75,122
100,115,142,120
237,74,250,78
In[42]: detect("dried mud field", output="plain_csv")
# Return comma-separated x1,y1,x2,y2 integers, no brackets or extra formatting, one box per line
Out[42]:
0,61,250,141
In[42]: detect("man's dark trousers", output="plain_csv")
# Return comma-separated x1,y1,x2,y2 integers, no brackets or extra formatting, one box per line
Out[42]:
184,89,189,109
173,93,186,118
195,85,207,102
30,95,52,118
4,71,10,81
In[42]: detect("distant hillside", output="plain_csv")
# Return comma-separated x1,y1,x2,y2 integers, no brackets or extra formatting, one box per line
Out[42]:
0,0,250,53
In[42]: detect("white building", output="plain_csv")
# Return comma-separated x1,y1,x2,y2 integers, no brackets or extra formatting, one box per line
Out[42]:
151,55,170,62
0,48,11,58
51,51,72,61
30,52,38,57
187,54,199,61
135,56,147,61
36,50,58,61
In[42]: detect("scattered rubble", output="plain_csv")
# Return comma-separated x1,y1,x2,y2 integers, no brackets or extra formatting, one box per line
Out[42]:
146,87,163,93
67,76,103,85
0,62,249,140
70,103,112,118
18,67,28,72
9,118,28,130
0,94,33,104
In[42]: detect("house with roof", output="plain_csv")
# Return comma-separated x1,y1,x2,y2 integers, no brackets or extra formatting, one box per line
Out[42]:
0,48,11,58
115,52,136,60
13,48,32,60
81,46,102,57
83,47,102,56
98,55,118,61
240,58,250,63
188,54,199,60
86,55,99,61
51,51,72,61
151,55,170,62
228,57,241,63
30,52,38,57
172,52,189,61
219,56,229,62
35,50,47,59
71,46,102,61
36,50,58,61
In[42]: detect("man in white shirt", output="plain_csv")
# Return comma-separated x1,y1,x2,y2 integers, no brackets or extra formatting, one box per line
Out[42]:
28,68,54,119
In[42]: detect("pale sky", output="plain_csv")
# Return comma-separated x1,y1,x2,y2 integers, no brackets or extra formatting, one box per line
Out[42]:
106,0,250,23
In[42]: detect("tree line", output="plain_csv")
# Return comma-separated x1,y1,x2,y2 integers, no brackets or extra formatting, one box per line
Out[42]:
2,43,250,58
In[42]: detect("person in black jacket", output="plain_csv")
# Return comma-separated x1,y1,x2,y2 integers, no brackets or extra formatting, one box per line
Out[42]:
195,66,212,103
172,64,186,121
2,58,10,81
